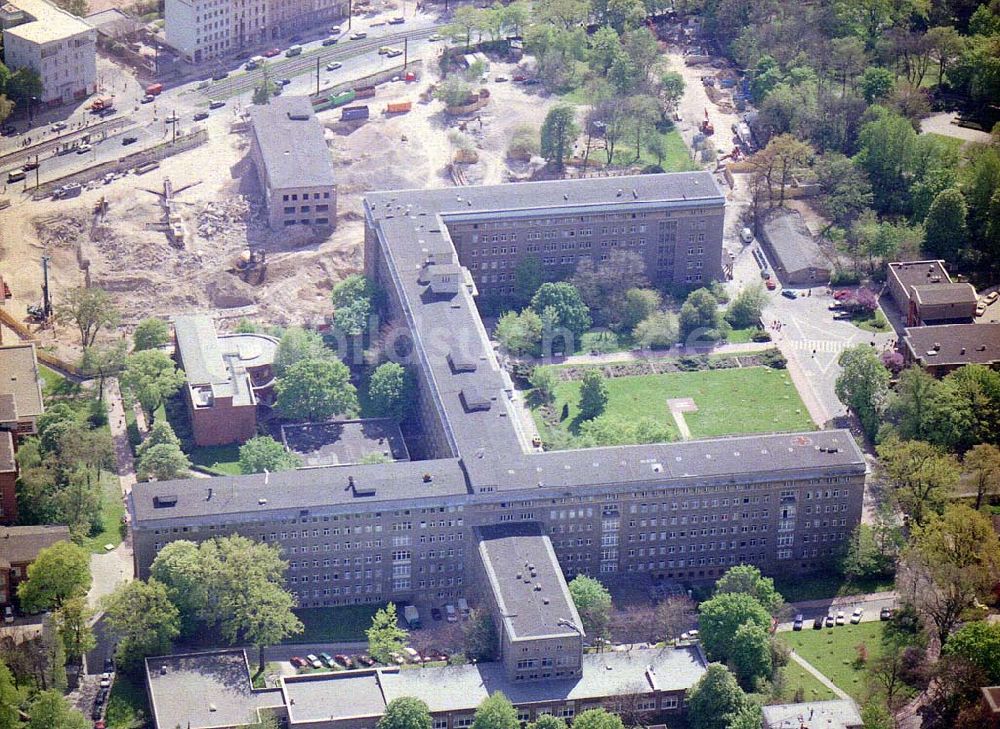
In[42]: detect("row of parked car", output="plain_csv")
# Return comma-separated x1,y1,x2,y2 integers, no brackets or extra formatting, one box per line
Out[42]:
291,645,451,672
792,606,893,630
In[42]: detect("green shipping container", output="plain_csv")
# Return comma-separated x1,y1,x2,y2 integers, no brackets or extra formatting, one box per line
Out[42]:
331,90,356,107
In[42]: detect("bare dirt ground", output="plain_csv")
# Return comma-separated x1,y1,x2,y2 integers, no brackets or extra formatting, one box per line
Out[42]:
920,111,992,143
0,58,556,358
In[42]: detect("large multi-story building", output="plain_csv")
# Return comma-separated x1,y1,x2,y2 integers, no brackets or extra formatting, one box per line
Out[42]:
130,174,866,610
0,0,96,105
0,343,45,524
164,0,346,63
247,96,337,230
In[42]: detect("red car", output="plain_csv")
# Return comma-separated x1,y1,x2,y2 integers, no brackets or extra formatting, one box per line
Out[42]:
290,656,307,668
262,48,281,58
334,654,354,668
833,289,853,300
765,279,777,290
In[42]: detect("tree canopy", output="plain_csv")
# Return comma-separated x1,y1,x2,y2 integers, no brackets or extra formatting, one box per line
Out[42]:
567,574,611,638
368,362,412,421
697,592,772,664
132,318,170,351
367,603,408,664
275,358,358,422
120,349,186,414
530,282,592,342
238,435,301,474
102,579,180,674
686,664,751,729
472,692,519,729
713,565,784,615
378,697,433,729
16,541,91,613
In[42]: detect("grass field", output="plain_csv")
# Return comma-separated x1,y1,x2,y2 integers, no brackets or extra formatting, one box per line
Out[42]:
105,672,149,729
783,621,886,701
78,472,125,554
532,364,814,444
773,572,895,603
188,443,242,475
291,604,382,643
773,662,838,703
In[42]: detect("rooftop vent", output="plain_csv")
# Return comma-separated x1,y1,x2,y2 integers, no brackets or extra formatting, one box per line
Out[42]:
978,344,988,351
616,189,623,197
533,583,542,591
632,189,638,199
258,498,268,505
542,597,550,604
960,347,966,355
153,495,177,508
423,473,433,483
160,666,167,675
516,572,523,580
651,463,662,473
209,704,217,712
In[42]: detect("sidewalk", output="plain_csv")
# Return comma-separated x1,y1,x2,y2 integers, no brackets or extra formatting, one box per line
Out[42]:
788,651,851,701
103,377,137,497
519,341,772,368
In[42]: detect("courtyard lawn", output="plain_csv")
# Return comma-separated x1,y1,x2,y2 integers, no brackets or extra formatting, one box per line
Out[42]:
773,663,838,703
78,472,125,554
773,571,895,603
783,621,887,702
105,672,150,729
188,444,242,476
290,604,382,644
532,364,814,445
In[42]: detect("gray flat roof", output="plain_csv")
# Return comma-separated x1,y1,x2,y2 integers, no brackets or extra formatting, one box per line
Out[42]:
888,260,952,292
281,418,409,467
0,524,70,567
760,209,829,276
476,523,583,641
131,430,864,525
0,343,44,422
248,96,335,190
903,323,1000,366
283,671,388,724
911,282,976,307
145,650,282,729
762,699,862,729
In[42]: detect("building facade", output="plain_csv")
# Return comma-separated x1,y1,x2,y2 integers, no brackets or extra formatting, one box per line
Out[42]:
0,0,96,105
247,96,337,230
0,343,45,524
887,260,976,326
165,0,346,63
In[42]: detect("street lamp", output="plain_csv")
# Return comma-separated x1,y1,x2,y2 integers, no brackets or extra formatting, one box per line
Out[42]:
28,96,37,124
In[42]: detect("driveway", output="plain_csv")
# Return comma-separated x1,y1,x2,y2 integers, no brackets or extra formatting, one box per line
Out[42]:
776,591,898,631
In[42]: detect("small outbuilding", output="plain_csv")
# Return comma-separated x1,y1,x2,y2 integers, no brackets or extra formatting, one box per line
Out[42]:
758,208,831,286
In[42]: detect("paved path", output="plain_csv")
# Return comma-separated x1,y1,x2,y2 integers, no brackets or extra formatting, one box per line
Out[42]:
104,377,137,497
520,341,771,368
776,591,898,632
788,650,851,700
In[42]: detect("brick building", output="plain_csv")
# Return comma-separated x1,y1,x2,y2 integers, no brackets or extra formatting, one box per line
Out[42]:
901,322,1000,377
173,315,278,447
0,525,71,609
247,96,337,231
0,343,45,524
887,260,977,326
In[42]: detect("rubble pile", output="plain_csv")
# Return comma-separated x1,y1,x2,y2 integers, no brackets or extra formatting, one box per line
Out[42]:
196,197,260,239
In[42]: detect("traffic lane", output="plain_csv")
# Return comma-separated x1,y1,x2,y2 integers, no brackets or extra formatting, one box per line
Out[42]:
280,42,433,97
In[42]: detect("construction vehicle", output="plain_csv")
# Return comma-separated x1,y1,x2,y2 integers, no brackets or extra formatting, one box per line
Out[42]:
700,108,714,135
385,101,412,114
232,248,267,284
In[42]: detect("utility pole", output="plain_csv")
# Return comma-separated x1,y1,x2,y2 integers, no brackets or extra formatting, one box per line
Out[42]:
316,56,321,96
41,255,51,320
34,154,39,191
404,36,408,69
347,0,352,30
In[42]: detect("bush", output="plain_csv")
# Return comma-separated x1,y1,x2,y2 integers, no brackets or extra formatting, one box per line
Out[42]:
750,329,772,342
508,124,539,160
831,268,862,286
758,349,787,369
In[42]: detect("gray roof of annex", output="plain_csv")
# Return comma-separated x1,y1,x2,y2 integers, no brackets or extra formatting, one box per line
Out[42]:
248,96,336,190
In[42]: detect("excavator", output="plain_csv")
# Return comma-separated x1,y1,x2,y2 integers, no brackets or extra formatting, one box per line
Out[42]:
231,248,267,284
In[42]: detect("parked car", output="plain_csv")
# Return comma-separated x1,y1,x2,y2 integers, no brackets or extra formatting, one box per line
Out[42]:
95,688,108,705
835,611,847,626
290,656,307,668
329,25,341,34
141,94,155,103
193,111,209,121
389,652,405,665
812,616,824,630
326,61,343,71
3,606,12,624
322,37,339,46
306,654,323,669
824,614,835,628
986,291,999,305
350,31,367,39
103,658,114,672
51,121,68,131
458,598,470,618
976,303,987,317
22,160,39,171
740,227,754,244
211,69,229,80
263,47,281,57
880,607,893,621
319,652,336,668
792,614,804,631
356,655,375,667
431,607,442,621
91,705,103,720
445,604,457,622
403,647,421,663
94,720,106,729
494,76,509,82
334,654,354,668
209,100,226,109
851,608,864,624
428,33,443,41
833,289,853,300
245,59,260,70
99,672,112,688
386,48,404,57
765,279,777,290
76,144,92,154
279,78,292,86
781,289,797,300
122,136,138,146
388,15,405,24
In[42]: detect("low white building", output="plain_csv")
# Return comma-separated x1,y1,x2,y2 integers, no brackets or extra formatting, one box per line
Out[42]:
0,0,96,105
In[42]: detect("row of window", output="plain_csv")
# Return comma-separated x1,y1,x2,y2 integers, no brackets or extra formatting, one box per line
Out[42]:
281,191,332,202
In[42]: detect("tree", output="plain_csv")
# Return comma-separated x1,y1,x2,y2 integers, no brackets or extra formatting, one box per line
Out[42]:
621,288,661,332
965,444,1000,510
435,75,475,107
842,507,904,581
859,67,895,104
578,414,673,446
659,71,685,111
724,284,768,329
369,362,411,421
578,370,609,422
26,690,87,729
942,621,1000,684
137,419,182,459
55,596,95,664
714,565,784,614
730,622,772,687
149,540,210,636
530,282,591,342
78,341,127,400
571,250,648,327
464,609,498,662
132,318,170,351
529,716,567,729
686,664,750,729
274,327,332,376
697,592,772,663
102,579,180,674
120,349,185,414
633,311,678,349
900,505,1000,647
856,107,918,215
567,574,611,639
529,367,557,404
238,435,300,474
17,541,91,613
137,442,190,481
815,152,873,229
472,692,519,729
495,310,543,357
571,709,624,729
0,660,18,729
886,366,973,451
41,613,66,691
923,187,969,261
513,255,543,307
275,358,358,421
55,287,120,347
655,595,697,642
835,344,890,439
331,274,376,338
679,288,725,342
540,105,579,171
876,437,959,526
367,603,408,664
378,698,432,729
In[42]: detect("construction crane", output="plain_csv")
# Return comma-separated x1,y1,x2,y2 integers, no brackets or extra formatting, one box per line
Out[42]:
230,248,267,285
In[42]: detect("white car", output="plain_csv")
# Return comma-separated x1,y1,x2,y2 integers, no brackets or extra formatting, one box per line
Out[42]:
835,611,846,626
458,598,470,617
850,608,863,624
76,144,92,154
326,62,342,71
306,654,323,669
403,646,421,662
987,291,1000,305
445,604,457,622
739,227,753,244
2,606,12,624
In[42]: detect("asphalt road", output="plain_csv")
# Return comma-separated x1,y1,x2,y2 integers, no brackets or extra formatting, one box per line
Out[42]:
776,591,898,632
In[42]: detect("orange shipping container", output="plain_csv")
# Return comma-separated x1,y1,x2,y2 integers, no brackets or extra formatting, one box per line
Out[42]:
386,101,412,114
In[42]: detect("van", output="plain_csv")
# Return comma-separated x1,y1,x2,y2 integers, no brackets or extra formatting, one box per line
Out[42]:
457,598,470,618
7,170,26,183
286,45,302,57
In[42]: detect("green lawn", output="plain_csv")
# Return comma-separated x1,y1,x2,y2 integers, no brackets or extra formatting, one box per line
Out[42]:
532,365,814,445
577,329,633,355
290,604,382,644
783,621,887,701
78,472,125,554
773,571,895,603
105,673,149,729
773,663,838,703
610,128,699,172
726,327,759,344
188,443,242,476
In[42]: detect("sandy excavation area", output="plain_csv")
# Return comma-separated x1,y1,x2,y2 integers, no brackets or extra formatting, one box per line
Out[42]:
0,57,557,357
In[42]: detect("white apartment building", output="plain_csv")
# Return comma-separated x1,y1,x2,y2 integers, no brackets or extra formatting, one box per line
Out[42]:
165,0,345,63
0,0,96,105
